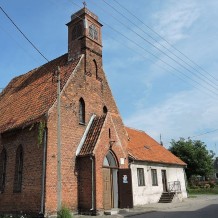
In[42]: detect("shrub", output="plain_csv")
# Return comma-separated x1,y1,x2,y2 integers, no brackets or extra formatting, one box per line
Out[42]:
57,206,72,218
204,184,210,189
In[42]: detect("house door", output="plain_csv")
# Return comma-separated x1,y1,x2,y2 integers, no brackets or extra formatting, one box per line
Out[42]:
118,169,133,208
103,151,119,210
103,168,112,210
161,170,168,192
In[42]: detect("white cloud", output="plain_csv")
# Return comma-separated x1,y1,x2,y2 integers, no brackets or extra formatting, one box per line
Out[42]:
153,0,201,44
125,88,218,149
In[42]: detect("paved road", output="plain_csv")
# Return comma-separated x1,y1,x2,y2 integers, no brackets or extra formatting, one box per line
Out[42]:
125,195,218,218
74,195,218,218
131,204,218,218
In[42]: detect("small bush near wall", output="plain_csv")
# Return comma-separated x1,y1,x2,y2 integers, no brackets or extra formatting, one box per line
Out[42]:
57,206,72,218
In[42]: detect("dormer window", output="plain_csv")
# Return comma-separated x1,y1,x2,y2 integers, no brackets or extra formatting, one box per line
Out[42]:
89,24,98,40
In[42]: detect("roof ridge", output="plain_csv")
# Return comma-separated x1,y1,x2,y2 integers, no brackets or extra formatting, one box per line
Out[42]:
125,126,145,133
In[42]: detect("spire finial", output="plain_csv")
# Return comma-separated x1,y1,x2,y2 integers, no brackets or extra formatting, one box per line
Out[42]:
83,1,87,8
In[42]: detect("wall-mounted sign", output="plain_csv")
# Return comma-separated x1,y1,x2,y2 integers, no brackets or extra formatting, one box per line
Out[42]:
120,158,125,165
123,175,128,183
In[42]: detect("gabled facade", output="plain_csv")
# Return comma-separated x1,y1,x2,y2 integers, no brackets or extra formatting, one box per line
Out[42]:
0,7,132,216
0,6,187,217
126,127,187,205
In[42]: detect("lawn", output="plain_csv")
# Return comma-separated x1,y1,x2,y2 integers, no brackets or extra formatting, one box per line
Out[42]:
188,185,218,195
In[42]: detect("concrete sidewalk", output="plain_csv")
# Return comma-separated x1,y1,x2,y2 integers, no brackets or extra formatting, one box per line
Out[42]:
73,195,218,218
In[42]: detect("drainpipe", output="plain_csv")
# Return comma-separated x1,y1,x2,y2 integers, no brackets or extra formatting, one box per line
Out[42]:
40,128,47,217
90,155,95,212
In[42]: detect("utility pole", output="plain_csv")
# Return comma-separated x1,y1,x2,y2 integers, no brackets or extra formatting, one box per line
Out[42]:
57,66,62,211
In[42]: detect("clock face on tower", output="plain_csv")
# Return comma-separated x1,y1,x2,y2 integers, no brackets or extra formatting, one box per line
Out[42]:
89,24,98,40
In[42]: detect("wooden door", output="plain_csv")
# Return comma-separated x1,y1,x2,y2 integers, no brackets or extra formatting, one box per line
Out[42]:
103,168,112,210
118,169,133,208
161,170,168,192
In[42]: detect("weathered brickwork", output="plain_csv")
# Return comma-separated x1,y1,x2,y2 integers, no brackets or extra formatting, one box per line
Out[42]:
0,126,43,214
0,7,131,216
45,51,130,214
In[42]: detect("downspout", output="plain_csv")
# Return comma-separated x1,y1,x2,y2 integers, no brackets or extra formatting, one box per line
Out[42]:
40,128,47,216
90,155,95,212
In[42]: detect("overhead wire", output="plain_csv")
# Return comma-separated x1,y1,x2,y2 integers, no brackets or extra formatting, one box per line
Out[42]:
112,0,218,83
0,5,49,63
68,0,218,98
90,0,218,96
102,0,218,89
0,5,60,112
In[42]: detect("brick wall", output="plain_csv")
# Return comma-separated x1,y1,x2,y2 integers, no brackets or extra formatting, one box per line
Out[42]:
45,52,130,214
0,125,43,214
77,156,94,213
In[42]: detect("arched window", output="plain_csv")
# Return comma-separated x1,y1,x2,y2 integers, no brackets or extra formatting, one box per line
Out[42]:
79,98,85,124
93,60,98,79
13,145,23,192
0,148,7,192
103,150,118,167
103,106,108,114
72,23,82,40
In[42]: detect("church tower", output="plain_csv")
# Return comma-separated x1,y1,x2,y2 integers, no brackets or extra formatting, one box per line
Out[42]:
67,5,103,76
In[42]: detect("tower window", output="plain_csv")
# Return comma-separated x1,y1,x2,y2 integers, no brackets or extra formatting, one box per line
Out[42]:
72,23,82,40
103,106,108,114
93,60,98,79
89,24,98,40
14,145,23,193
79,98,85,124
0,148,7,193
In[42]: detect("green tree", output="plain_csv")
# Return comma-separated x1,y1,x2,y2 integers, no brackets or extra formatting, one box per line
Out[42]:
169,138,215,179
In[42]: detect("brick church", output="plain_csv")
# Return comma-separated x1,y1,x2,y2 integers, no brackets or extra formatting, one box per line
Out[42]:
0,6,134,216
0,6,187,217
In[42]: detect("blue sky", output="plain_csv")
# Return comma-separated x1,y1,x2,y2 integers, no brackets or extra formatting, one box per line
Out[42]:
1,0,218,155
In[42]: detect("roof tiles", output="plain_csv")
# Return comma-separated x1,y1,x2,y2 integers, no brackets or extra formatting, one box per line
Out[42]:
126,127,186,166
0,54,80,133
79,115,106,156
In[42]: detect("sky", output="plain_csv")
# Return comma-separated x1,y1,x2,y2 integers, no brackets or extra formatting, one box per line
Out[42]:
1,0,218,155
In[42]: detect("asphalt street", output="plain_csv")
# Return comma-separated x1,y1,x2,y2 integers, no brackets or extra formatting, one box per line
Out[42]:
130,204,218,218
74,195,218,218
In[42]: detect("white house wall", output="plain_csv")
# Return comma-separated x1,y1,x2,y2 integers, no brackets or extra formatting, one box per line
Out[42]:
130,162,187,206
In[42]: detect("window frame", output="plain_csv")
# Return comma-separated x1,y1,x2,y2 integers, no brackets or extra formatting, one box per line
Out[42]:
0,148,7,193
79,98,85,124
151,169,158,186
13,145,23,193
137,168,145,186
89,24,98,40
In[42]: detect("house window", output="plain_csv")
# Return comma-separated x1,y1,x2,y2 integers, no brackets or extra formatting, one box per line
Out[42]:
79,98,85,124
151,169,158,186
137,168,145,186
13,145,23,192
0,148,7,193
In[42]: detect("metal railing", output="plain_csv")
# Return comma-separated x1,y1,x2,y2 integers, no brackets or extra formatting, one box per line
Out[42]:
168,181,181,193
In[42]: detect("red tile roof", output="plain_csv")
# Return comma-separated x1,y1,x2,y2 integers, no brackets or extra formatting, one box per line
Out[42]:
0,54,80,133
126,127,186,166
79,115,106,156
